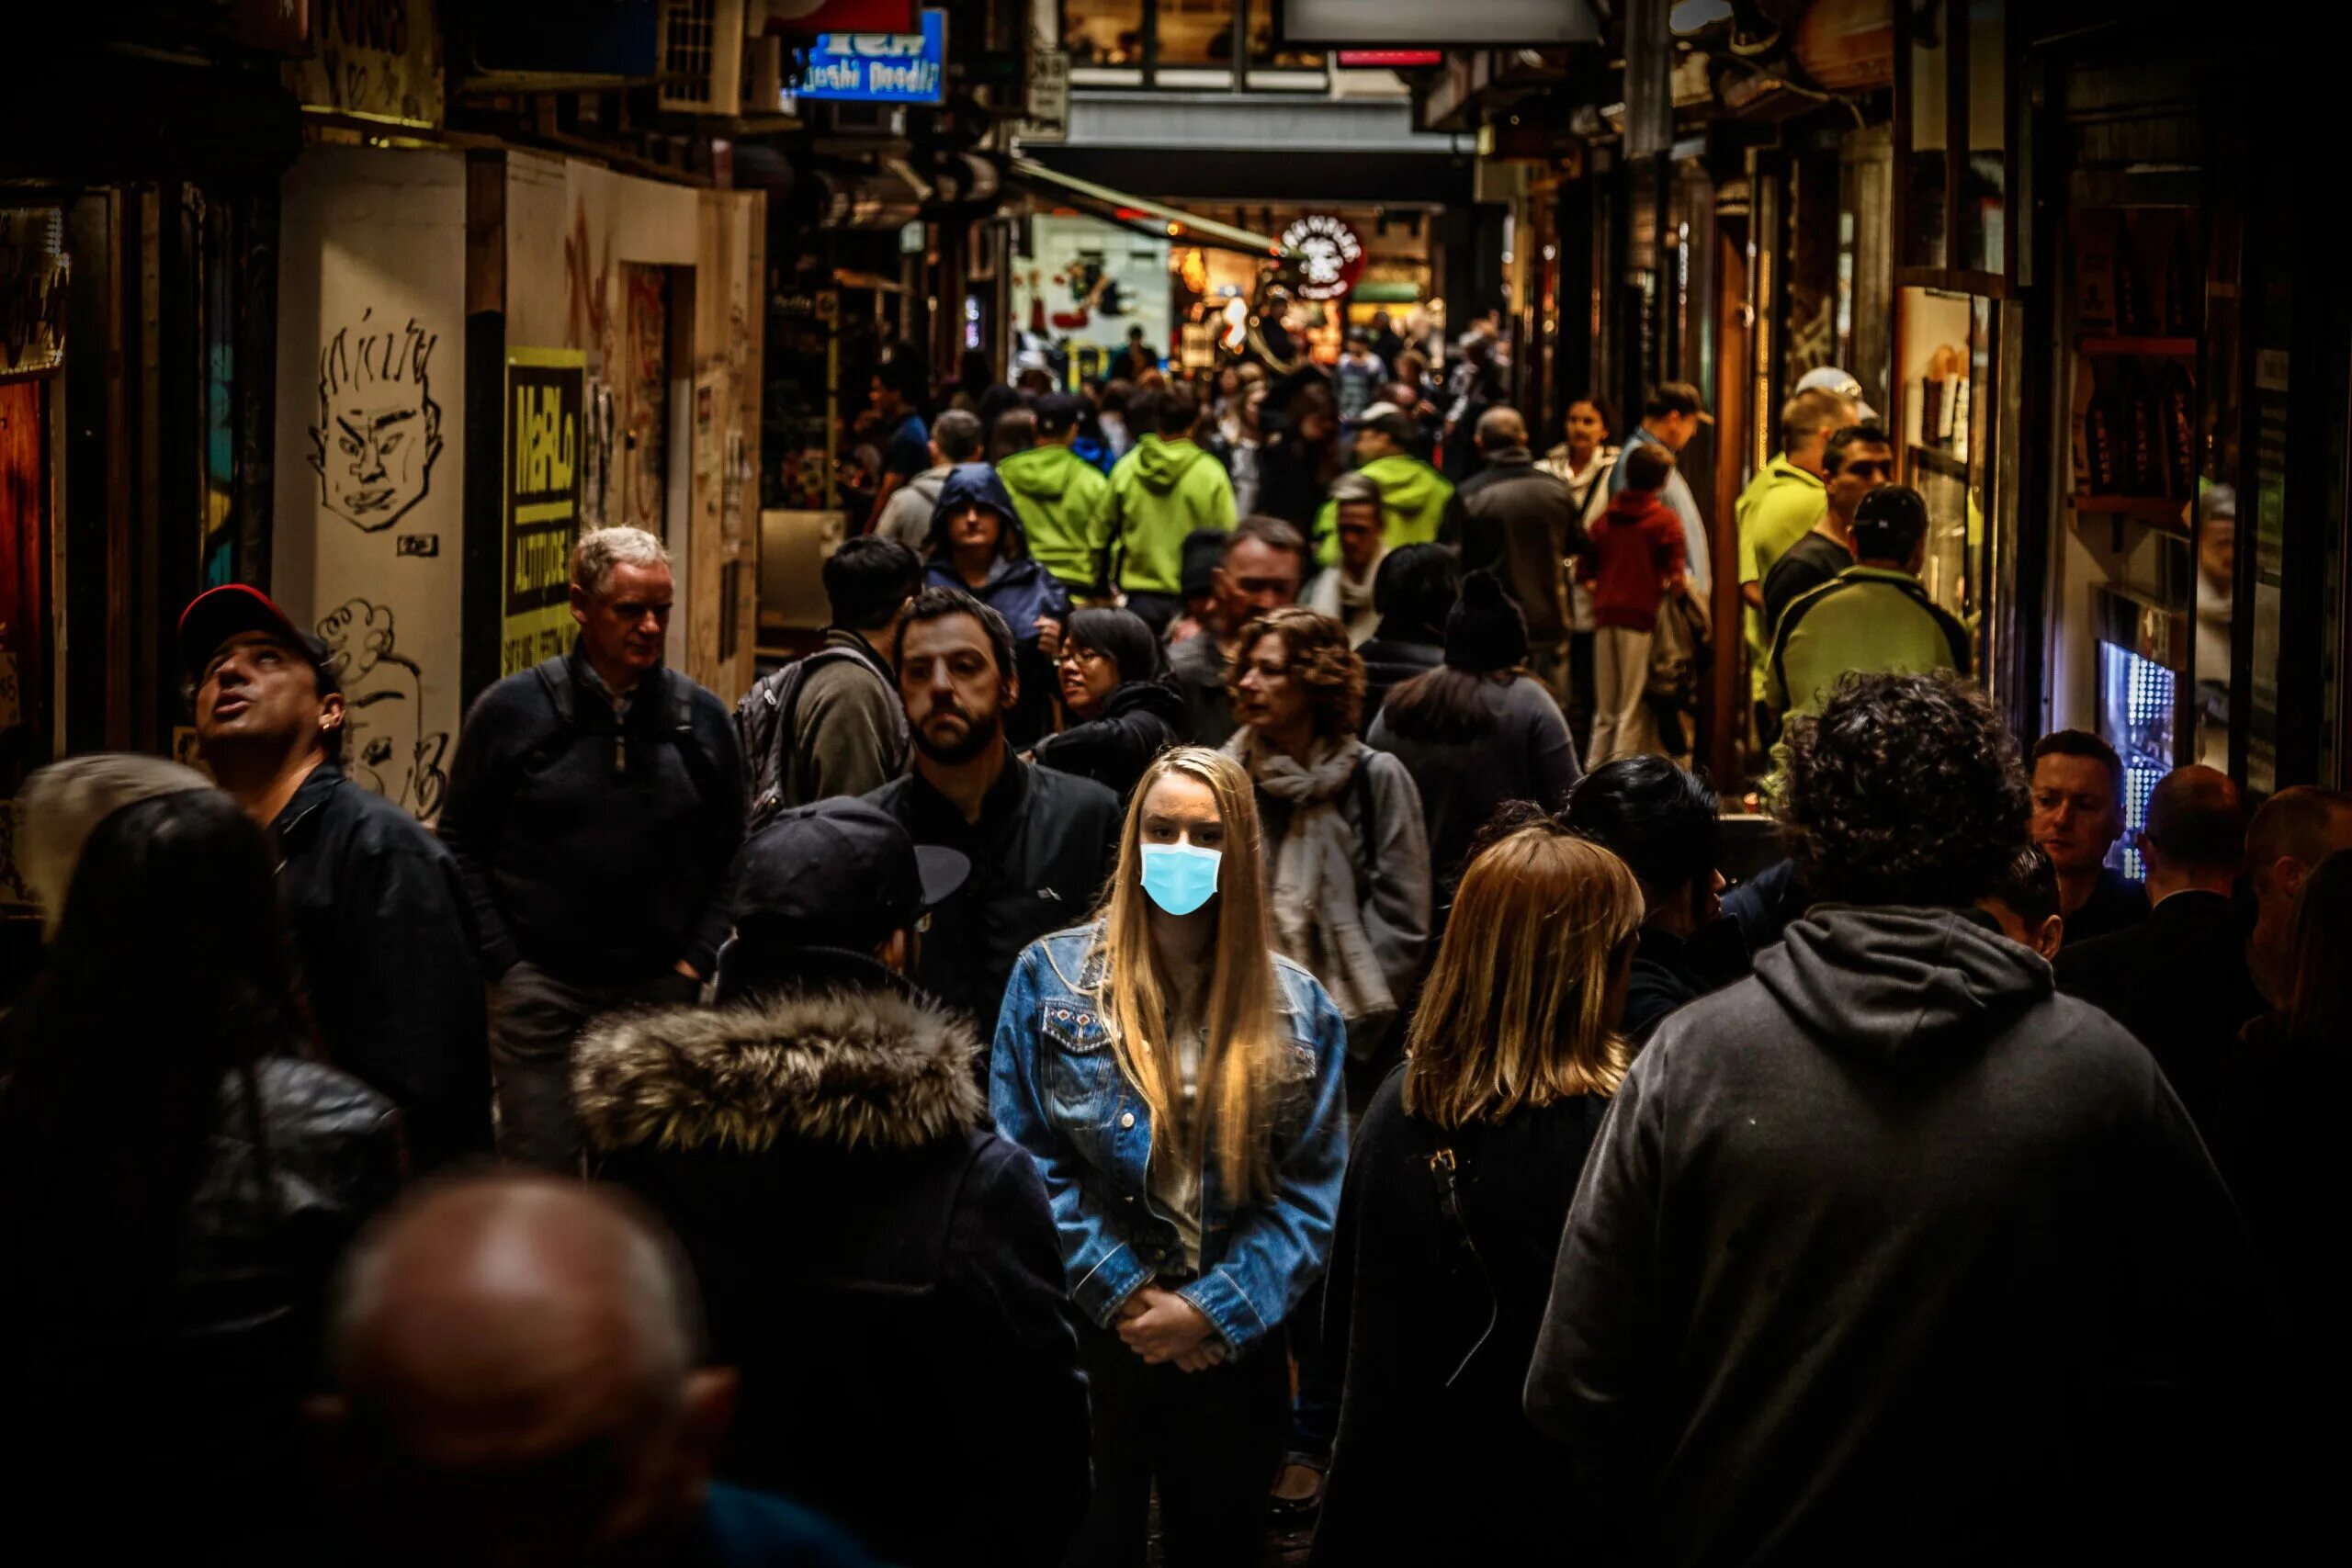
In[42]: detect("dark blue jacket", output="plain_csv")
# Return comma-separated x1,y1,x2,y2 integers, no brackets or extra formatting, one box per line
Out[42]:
439,648,746,987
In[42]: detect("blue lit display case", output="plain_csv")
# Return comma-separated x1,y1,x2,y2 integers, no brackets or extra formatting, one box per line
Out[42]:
2093,586,2188,879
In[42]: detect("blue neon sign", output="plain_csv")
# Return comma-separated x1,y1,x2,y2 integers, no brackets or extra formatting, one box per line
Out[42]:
794,8,945,105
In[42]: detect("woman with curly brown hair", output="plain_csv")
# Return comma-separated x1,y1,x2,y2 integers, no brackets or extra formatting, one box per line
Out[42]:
1221,605,1431,1066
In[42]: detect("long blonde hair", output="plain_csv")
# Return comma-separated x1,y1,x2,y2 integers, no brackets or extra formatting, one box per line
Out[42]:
1091,747,1285,1198
1402,824,1644,1131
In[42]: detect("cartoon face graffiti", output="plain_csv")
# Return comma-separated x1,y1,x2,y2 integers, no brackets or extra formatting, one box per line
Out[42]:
315,598,450,819
309,310,445,533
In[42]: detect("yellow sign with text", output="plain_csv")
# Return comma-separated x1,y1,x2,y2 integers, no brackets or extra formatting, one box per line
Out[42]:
503,348,586,676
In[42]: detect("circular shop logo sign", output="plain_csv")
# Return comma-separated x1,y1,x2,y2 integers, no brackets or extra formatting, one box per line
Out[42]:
1279,214,1367,301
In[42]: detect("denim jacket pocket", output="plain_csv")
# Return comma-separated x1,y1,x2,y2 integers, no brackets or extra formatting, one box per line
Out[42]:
1038,1003,1126,1132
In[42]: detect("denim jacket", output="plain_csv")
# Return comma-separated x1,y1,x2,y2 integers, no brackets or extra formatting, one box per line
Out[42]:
990,923,1349,1358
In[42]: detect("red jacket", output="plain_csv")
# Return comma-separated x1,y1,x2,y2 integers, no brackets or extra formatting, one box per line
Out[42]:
1582,488,1688,630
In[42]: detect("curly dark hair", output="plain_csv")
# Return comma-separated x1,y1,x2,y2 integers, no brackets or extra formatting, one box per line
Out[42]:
1776,671,2030,908
1228,605,1366,739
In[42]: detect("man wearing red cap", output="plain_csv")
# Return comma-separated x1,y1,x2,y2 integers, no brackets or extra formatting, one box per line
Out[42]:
181,583,492,1171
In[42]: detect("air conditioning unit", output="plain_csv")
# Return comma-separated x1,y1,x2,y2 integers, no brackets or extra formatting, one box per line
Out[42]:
659,0,748,116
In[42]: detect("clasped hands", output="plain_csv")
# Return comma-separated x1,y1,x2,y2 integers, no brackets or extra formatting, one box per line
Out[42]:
1116,1285,1227,1373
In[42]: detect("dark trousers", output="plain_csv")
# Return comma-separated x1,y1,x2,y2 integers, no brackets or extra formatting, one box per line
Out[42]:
489,960,698,1170
1123,590,1184,637
1067,1320,1290,1568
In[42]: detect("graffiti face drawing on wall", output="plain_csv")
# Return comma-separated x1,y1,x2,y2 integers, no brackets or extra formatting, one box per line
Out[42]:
315,598,450,819
309,310,444,533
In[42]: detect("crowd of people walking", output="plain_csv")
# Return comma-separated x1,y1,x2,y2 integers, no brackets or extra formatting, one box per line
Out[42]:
0,328,2337,1567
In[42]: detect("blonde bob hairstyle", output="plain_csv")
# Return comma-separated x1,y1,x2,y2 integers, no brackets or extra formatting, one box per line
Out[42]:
1403,823,1644,1131
1090,745,1285,1199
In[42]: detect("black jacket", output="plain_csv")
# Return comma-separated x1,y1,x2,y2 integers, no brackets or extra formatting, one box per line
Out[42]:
1453,448,1583,647
1528,906,2261,1566
2059,864,2152,948
2053,888,2264,1131
439,649,746,985
1618,918,1756,1044
864,756,1122,1031
1365,671,1581,919
1256,429,1338,529
1315,1066,1608,1564
273,762,491,1171
1354,627,1444,729
5,1057,402,1558
1164,629,1234,749
576,958,1090,1568
1030,679,1182,802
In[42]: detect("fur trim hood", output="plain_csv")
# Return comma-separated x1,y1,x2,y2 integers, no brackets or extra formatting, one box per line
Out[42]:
573,987,986,1156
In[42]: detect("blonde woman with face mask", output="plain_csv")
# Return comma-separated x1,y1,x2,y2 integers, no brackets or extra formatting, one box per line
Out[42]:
991,746,1349,1568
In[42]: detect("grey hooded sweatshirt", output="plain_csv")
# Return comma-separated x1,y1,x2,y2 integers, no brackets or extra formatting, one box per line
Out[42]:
1527,905,2260,1566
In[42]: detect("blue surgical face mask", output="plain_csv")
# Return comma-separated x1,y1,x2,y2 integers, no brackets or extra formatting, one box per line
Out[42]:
1139,841,1222,916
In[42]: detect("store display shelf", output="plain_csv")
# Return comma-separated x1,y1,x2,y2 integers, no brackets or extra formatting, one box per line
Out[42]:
2069,493,2191,525
2077,335,2197,357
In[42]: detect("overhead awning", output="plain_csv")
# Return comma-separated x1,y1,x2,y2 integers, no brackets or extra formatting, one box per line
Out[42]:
1007,155,1290,258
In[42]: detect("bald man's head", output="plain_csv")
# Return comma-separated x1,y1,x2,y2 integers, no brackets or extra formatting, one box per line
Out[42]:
2143,766,2245,885
1476,404,1528,454
318,1176,734,1566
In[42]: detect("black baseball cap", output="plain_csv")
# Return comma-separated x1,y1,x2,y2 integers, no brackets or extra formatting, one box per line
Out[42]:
730,798,968,955
177,584,341,695
1035,392,1087,436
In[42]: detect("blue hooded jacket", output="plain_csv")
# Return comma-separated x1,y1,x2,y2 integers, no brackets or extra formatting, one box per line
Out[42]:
924,464,1072,747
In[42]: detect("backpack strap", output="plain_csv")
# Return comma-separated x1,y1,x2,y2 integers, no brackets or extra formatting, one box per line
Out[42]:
1425,1143,1500,1387
531,653,722,807
1348,751,1381,899
531,654,579,729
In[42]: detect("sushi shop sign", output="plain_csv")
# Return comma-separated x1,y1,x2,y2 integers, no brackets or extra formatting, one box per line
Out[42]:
1281,214,1367,302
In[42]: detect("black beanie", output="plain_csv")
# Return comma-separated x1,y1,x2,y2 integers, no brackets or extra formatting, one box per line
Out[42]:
1444,570,1529,673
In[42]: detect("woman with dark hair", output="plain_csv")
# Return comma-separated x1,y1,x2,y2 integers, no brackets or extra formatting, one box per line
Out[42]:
1353,543,1460,727
1367,571,1581,925
1223,606,1430,1066
1314,824,1643,1564
924,462,1072,749
0,773,403,1557
1256,384,1343,528
1561,755,1736,1043
1029,607,1183,801
1544,392,1622,749
2220,847,2352,1347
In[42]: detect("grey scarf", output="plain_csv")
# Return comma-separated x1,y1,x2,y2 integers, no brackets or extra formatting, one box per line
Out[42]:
1223,729,1396,1048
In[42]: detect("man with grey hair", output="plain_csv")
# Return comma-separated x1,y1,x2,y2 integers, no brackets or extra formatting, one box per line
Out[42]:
441,525,746,1170
311,1174,871,1565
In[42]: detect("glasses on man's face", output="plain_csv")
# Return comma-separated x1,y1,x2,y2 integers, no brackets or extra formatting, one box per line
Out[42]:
1057,645,1109,670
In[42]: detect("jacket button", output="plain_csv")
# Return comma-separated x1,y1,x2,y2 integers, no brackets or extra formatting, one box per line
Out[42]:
1119,1111,1136,1129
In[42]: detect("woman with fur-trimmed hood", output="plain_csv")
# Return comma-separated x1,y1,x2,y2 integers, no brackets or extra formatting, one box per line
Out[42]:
573,799,1091,1568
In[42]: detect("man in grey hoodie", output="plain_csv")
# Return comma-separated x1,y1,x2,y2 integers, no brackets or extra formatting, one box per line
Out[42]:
1528,671,2263,1565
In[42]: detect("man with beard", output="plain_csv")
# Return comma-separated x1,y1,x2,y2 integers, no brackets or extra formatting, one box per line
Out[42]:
865,586,1123,1030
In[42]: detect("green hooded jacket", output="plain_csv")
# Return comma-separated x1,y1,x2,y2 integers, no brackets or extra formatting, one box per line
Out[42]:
998,443,1111,592
1315,455,1457,564
1104,435,1237,596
